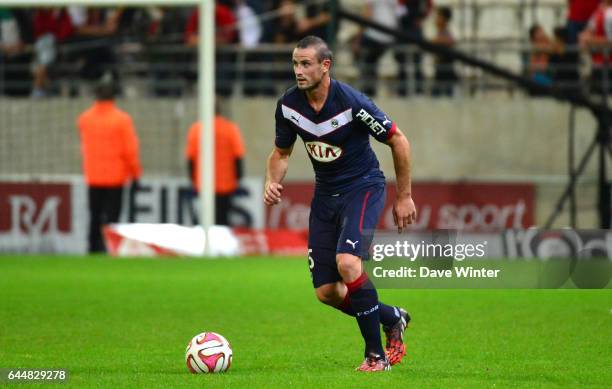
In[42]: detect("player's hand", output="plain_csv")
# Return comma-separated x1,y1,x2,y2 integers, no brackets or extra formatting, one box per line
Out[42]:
264,182,284,206
393,195,417,233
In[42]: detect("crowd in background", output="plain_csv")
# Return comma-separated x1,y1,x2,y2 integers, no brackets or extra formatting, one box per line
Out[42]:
1,0,611,98
527,0,612,94
0,0,339,98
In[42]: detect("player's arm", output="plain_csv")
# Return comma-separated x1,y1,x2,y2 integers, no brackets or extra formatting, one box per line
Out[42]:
264,145,293,206
386,128,417,232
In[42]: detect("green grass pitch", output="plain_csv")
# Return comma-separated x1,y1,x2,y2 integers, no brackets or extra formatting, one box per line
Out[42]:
0,256,610,388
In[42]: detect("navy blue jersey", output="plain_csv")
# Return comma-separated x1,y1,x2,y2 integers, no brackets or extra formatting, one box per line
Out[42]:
275,79,397,195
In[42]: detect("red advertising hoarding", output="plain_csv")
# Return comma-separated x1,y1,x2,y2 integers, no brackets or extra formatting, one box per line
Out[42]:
265,182,534,232
0,182,72,234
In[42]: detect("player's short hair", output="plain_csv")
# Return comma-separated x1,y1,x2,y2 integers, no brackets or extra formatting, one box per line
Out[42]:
295,35,333,64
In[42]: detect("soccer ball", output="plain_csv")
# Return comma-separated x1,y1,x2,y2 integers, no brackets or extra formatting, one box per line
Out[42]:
185,332,233,374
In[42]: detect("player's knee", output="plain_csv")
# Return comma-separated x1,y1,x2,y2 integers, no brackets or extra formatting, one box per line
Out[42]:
336,253,362,282
315,284,341,306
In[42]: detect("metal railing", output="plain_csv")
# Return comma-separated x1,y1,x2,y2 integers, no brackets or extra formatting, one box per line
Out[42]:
1,41,610,99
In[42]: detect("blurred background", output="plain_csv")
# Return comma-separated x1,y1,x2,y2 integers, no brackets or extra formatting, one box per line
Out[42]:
1,0,610,254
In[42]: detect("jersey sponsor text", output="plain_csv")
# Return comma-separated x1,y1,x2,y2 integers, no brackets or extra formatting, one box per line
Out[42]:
304,141,343,162
356,108,387,136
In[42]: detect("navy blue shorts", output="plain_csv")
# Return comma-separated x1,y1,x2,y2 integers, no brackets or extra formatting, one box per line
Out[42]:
307,183,386,288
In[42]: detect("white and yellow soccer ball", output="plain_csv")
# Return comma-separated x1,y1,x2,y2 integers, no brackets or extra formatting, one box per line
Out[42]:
185,332,233,373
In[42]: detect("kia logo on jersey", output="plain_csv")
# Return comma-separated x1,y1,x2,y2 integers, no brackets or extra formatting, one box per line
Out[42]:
304,141,343,162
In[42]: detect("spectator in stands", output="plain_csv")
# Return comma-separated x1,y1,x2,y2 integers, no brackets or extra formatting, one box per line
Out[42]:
579,0,612,95
567,0,600,44
31,8,73,97
528,24,553,88
0,8,30,96
297,0,337,42
239,0,294,95
185,99,245,226
64,7,123,83
271,0,298,45
563,1,600,89
0,9,23,57
235,0,261,48
432,6,457,96
549,26,580,92
258,0,277,41
396,0,432,95
234,0,266,96
355,0,402,97
185,2,238,96
144,7,192,96
77,75,142,253
264,0,299,92
272,0,298,43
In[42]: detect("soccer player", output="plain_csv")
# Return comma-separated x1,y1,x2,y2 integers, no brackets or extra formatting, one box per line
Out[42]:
264,36,417,372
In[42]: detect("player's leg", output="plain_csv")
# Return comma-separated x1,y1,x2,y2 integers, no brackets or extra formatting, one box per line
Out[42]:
308,195,375,316
317,280,403,324
337,184,409,367
313,281,345,308
309,258,389,370
335,253,391,371
338,184,403,326
336,252,385,357
308,195,345,306
383,307,410,366
309,253,408,368
308,189,397,371
308,247,344,302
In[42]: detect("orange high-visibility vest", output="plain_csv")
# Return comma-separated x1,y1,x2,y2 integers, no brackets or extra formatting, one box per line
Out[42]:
185,116,245,194
78,101,142,186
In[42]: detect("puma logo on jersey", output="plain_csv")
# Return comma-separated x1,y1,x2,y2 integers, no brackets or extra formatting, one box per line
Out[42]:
346,239,358,249
305,141,343,162
356,108,387,136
